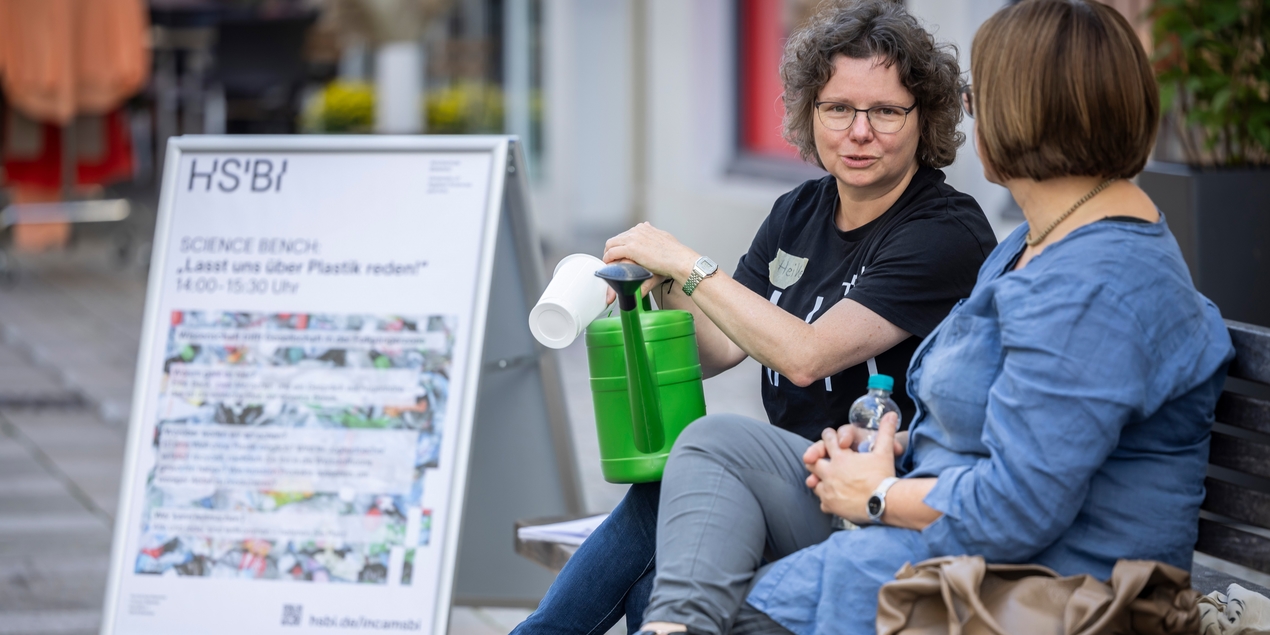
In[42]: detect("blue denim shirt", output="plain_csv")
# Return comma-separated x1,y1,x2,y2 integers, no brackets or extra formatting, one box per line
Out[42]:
748,216,1234,635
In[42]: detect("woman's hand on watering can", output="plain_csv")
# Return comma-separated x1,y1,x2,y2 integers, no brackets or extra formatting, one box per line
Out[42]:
604,222,700,292
600,260,666,305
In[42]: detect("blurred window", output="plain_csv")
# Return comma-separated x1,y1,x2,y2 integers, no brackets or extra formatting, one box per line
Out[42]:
738,0,798,160
312,0,544,174
734,0,823,181
427,0,545,172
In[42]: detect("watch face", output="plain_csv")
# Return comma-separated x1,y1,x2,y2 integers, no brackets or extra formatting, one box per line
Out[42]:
698,256,718,274
867,495,883,517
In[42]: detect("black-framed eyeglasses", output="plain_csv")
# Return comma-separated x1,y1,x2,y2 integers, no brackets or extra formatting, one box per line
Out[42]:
814,101,917,133
959,84,974,118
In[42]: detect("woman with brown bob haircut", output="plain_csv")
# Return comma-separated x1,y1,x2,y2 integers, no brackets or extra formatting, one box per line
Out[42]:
625,2,1234,634
513,1,998,634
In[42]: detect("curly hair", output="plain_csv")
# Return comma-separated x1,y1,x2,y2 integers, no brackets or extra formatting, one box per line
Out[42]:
780,0,964,169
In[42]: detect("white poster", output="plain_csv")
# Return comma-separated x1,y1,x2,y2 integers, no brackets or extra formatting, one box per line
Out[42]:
103,137,507,634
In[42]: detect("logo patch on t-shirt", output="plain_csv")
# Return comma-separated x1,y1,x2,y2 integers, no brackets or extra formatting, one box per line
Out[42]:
769,249,808,289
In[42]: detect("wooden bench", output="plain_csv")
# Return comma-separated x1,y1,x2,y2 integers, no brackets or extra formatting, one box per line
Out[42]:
514,515,586,573
517,320,1270,596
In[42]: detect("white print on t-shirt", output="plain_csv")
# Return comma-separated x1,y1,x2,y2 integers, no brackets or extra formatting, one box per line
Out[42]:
841,266,865,296
839,266,878,386
767,290,782,386
803,296,824,322
802,296,832,392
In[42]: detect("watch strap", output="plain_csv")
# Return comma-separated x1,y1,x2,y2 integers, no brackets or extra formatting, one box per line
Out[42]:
683,270,704,296
682,257,717,297
867,476,900,523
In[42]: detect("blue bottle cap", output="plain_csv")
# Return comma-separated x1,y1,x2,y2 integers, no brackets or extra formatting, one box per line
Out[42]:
867,374,894,392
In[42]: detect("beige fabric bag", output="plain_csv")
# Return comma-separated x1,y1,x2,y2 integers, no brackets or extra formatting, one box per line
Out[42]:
876,556,1201,635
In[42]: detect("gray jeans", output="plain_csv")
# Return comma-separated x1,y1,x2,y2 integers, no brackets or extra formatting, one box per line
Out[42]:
642,414,837,635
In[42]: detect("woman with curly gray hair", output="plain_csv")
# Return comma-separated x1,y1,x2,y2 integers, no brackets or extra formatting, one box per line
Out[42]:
512,2,993,634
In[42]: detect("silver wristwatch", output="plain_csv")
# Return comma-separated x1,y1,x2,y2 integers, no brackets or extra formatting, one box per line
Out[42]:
682,256,718,296
866,477,900,524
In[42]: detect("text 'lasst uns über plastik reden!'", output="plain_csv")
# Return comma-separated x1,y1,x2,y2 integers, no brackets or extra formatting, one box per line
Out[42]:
172,235,428,296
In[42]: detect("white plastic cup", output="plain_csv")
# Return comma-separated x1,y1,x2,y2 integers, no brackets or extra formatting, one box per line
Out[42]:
529,254,610,349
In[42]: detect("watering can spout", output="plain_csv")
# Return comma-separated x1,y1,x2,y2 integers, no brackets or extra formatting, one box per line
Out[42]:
595,263,666,454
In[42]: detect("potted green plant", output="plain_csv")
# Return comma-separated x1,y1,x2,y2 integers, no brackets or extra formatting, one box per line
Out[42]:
425,82,506,134
302,81,376,133
323,0,453,133
1140,0,1270,326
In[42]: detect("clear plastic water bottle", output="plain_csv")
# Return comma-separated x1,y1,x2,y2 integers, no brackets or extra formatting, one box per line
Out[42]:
849,374,901,453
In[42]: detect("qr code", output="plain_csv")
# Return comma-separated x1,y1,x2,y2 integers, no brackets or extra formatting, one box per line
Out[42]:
281,604,302,626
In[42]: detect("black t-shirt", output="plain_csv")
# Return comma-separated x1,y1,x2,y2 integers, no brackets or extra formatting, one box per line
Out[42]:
732,167,997,441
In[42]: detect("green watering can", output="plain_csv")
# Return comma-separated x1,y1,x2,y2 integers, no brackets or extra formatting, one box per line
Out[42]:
587,263,707,483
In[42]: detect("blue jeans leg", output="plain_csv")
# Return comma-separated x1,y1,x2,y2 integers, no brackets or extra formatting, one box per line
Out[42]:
624,567,655,633
511,482,660,635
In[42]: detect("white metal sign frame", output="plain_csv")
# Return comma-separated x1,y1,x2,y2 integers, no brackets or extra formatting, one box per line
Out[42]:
101,135,514,635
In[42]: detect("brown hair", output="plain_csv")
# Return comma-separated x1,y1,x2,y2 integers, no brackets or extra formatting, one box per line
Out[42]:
780,0,964,169
970,0,1159,181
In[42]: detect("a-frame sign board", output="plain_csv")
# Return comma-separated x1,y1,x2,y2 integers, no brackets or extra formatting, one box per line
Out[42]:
101,135,582,635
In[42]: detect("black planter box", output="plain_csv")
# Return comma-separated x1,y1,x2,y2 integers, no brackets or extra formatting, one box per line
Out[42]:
1139,163,1270,327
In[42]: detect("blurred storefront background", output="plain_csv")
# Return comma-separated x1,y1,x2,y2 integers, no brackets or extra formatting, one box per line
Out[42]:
0,0,1164,270
535,0,1022,272
0,3,1203,632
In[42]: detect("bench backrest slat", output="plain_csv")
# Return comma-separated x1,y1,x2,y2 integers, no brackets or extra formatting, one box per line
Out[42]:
1198,320,1270,574
1202,477,1270,532
1196,517,1270,573
1229,322,1270,385
1209,432,1270,480
1216,393,1270,436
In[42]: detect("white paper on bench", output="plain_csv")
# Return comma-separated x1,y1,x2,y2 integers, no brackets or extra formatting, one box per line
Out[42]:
517,514,610,546
1200,583,1270,635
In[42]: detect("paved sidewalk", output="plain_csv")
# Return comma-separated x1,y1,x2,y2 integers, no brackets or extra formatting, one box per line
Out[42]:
0,241,765,635
0,332,118,635
0,409,122,635
0,245,146,426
